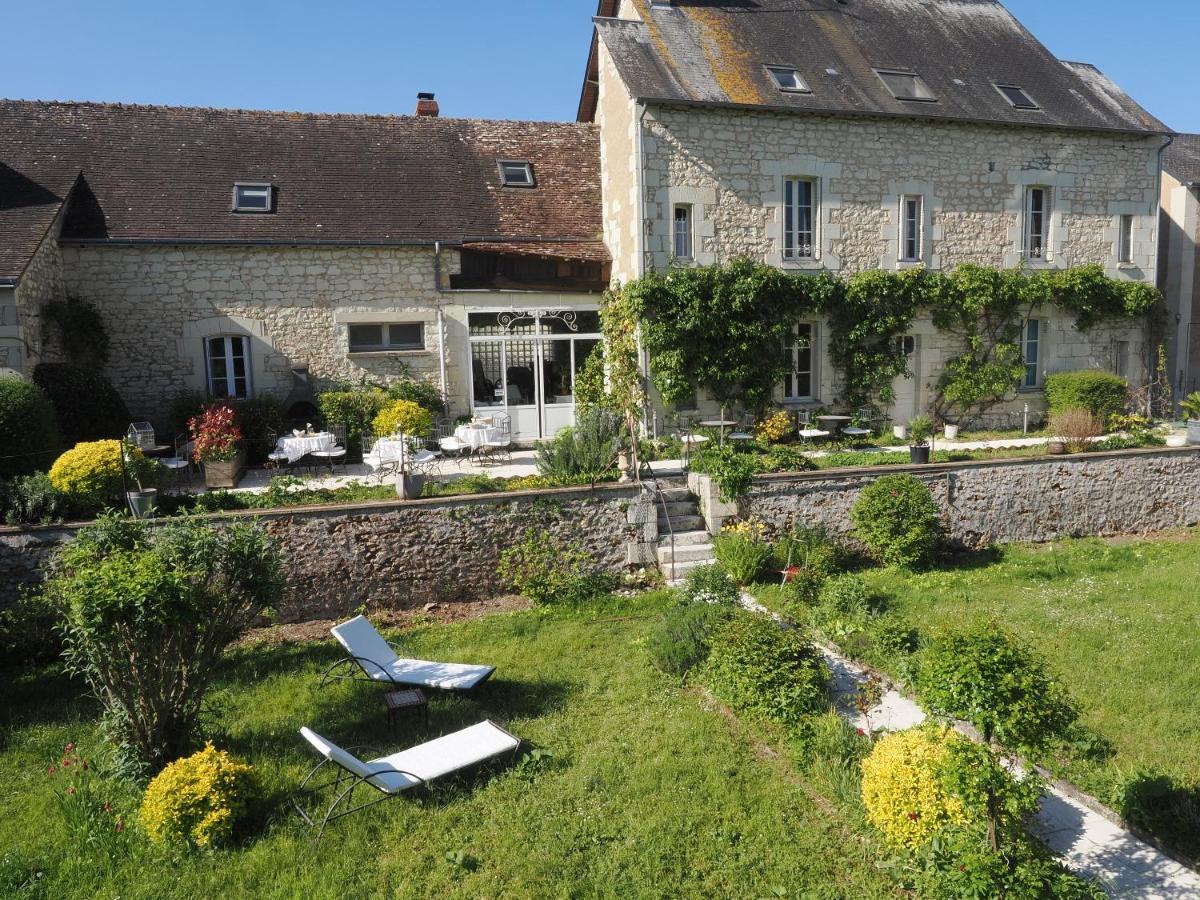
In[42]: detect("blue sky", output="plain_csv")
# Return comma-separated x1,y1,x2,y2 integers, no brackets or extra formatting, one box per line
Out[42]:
2,0,1196,131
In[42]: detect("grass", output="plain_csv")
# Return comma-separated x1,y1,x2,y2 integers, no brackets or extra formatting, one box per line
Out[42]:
0,592,900,899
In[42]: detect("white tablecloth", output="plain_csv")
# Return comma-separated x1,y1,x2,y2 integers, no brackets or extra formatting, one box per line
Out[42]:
373,438,410,464
454,424,500,451
277,432,333,463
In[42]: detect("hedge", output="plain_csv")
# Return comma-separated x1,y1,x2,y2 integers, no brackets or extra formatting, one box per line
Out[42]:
0,376,61,476
1043,370,1128,420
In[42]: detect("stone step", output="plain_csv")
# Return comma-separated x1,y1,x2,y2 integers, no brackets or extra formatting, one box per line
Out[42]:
659,514,706,533
659,500,700,517
657,486,694,503
657,529,711,548
657,542,716,564
662,557,717,582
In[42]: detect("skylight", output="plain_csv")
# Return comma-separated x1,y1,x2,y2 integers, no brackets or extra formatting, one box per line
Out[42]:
875,70,937,102
765,65,811,94
995,83,1040,110
498,161,535,187
232,183,273,213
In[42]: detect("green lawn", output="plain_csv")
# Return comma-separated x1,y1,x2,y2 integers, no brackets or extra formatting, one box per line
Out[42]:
0,593,899,899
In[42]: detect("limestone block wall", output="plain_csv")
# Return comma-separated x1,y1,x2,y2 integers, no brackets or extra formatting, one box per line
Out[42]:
9,217,69,375
597,38,642,285
0,484,657,621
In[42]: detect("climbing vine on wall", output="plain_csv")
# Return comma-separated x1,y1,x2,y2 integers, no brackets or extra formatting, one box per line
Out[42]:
599,284,647,470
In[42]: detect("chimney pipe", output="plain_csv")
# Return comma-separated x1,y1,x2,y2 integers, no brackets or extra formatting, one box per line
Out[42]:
415,92,439,117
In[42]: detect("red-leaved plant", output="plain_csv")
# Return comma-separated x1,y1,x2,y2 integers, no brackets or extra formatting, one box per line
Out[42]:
188,402,242,463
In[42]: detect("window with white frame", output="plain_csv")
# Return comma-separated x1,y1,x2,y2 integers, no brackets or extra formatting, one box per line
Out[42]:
765,65,810,93
205,335,251,399
233,183,273,213
875,70,937,102
1118,214,1134,263
1022,319,1041,388
497,161,535,187
783,177,816,260
784,322,814,400
900,195,923,262
1025,187,1050,260
673,204,693,260
348,322,425,353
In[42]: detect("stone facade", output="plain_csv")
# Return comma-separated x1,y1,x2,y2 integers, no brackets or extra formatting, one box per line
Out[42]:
0,484,656,620
1159,171,1200,397
5,213,68,375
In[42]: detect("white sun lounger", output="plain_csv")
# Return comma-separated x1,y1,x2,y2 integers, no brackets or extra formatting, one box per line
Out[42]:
322,615,495,691
295,721,520,836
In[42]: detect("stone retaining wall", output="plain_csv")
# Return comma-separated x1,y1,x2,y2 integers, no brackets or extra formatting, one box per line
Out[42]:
0,485,658,622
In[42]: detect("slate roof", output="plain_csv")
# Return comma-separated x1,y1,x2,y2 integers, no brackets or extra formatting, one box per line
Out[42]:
0,100,606,280
581,0,1167,136
1163,134,1200,186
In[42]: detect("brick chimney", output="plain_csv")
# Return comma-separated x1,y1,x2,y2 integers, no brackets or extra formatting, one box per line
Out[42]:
415,92,439,117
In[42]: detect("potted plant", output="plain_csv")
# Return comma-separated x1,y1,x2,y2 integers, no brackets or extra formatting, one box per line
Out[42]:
1182,392,1200,445
189,401,245,489
395,432,426,500
121,439,158,518
908,415,933,464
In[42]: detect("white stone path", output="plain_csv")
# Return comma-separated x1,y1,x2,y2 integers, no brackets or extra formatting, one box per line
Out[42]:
739,594,1200,899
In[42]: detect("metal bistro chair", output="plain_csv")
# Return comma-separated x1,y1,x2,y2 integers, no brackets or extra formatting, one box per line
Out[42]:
159,433,195,489
478,413,512,465
727,412,756,445
360,430,396,484
310,423,348,475
797,411,831,446
677,417,710,471
434,421,468,464
265,428,292,472
841,407,875,447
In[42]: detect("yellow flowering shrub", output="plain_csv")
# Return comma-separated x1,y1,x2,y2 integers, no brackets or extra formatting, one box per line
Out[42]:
49,440,148,513
713,518,772,585
139,743,255,848
860,726,970,850
372,399,433,439
755,409,794,444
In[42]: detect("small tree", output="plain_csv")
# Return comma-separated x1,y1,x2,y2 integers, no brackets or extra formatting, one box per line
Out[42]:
919,623,1078,850
43,513,283,775
850,474,941,569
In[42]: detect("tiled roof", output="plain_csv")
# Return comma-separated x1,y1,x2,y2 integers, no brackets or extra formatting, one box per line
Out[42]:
1164,134,1200,186
0,100,606,279
581,0,1168,136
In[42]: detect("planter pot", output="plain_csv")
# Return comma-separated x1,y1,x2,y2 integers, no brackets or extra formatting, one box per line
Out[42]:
203,451,246,489
943,424,960,441
1048,440,1067,455
909,445,931,464
1188,420,1200,446
126,488,158,519
893,425,909,440
1166,432,1188,448
396,473,426,500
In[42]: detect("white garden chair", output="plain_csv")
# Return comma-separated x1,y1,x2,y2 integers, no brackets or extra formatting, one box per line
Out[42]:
320,615,496,691
293,722,520,837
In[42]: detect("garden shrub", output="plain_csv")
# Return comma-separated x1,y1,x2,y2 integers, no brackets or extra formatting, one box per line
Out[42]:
167,390,209,436
32,363,129,448
233,396,282,465
48,440,156,515
0,376,60,477
678,562,740,606
850,474,941,569
385,378,445,415
704,612,828,724
773,524,838,608
572,346,610,415
535,407,626,482
139,743,256,848
0,592,61,667
1181,391,1200,421
754,409,794,444
868,618,921,658
1043,370,1128,420
760,445,815,474
372,398,433,439
498,529,613,605
861,726,970,850
0,472,69,525
40,296,110,368
712,519,772,585
1105,769,1200,860
42,513,283,774
691,444,757,501
810,574,874,641
647,601,733,676
317,388,388,456
1049,408,1105,453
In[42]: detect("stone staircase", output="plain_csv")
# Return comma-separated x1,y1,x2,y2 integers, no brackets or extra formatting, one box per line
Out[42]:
653,480,716,582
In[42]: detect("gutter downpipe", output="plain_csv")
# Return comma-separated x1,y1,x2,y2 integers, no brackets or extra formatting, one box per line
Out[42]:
1153,134,1175,414
433,241,450,409
634,101,651,443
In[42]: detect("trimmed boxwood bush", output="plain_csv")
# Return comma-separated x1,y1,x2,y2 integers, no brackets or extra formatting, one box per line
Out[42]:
33,363,129,447
0,376,60,476
704,612,828,724
850,474,941,569
1043,370,1128,421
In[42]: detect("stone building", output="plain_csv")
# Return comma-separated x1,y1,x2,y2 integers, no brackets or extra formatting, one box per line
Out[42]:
580,0,1170,426
1160,134,1200,398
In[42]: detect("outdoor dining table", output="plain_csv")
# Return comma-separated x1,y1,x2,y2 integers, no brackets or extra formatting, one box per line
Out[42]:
454,424,500,456
276,432,334,464
816,415,852,436
699,419,739,447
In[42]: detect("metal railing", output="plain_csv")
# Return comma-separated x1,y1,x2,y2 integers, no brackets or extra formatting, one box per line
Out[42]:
651,478,677,583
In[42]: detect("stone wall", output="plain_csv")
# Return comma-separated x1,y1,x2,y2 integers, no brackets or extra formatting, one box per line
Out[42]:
0,484,658,622
9,212,69,375
733,448,1200,549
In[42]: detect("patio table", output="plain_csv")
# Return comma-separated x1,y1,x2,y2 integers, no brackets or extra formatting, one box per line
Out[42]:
816,415,852,436
454,424,500,453
699,419,739,447
276,432,333,464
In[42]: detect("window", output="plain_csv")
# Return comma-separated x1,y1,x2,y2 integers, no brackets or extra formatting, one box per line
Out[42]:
1022,319,1040,388
205,336,250,399
994,83,1039,110
900,195,923,262
765,65,810,93
785,323,814,400
498,161,535,187
1118,214,1134,263
875,70,937,102
348,322,425,353
783,177,816,260
233,183,272,213
896,334,916,357
673,204,693,259
1025,187,1050,260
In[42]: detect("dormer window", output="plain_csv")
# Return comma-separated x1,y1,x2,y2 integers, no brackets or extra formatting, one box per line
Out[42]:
875,69,937,102
233,183,273,213
498,161,535,187
765,65,810,93
994,83,1039,110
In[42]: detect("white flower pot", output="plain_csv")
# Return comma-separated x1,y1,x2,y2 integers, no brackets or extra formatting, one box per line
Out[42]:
893,425,908,440
1188,420,1200,446
943,424,960,441
1166,432,1188,448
